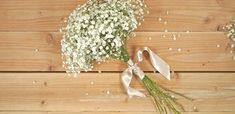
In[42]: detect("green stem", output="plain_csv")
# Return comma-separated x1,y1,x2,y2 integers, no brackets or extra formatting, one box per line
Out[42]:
121,48,189,114
142,76,182,114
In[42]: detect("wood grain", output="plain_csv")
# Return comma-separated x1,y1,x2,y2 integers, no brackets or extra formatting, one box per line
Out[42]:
0,0,234,32
0,32,234,71
0,112,234,114
0,73,234,113
1,0,235,114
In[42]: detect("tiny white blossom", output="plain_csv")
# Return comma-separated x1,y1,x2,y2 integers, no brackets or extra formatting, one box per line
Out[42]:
61,0,147,75
224,19,235,60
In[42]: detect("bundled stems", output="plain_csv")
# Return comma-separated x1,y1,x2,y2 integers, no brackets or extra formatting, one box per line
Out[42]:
122,48,192,114
143,76,187,114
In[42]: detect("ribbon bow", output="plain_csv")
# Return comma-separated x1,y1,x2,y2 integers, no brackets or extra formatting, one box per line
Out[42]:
121,47,172,97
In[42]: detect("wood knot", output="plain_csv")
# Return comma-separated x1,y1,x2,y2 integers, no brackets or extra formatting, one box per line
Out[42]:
174,73,180,79
204,16,214,24
61,17,66,21
48,65,52,71
96,107,100,110
216,0,223,6
39,11,42,15
217,25,223,31
214,86,218,91
44,81,47,86
202,63,206,66
41,100,45,105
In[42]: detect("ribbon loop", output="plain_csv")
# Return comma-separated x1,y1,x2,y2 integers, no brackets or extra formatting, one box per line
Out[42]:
121,59,146,97
121,47,172,97
136,47,171,80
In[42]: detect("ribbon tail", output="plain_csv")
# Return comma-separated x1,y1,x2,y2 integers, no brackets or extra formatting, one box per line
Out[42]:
127,87,146,97
136,47,171,80
149,50,171,80
121,67,146,97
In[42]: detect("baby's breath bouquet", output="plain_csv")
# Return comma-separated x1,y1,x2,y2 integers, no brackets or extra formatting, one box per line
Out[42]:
223,19,235,59
61,0,189,113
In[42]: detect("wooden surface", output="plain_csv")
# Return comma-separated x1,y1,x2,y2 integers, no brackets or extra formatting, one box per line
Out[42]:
0,0,235,114
0,73,235,114
0,32,235,71
0,0,235,32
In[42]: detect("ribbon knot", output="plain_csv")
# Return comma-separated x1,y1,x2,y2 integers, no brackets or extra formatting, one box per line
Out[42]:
121,47,172,97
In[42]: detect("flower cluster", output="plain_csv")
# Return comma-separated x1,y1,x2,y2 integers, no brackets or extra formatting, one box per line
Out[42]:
223,19,235,59
61,0,146,75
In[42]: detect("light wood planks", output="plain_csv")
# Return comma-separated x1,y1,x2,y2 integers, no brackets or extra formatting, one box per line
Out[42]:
0,112,234,114
0,0,235,32
1,0,235,114
0,32,234,71
0,73,234,113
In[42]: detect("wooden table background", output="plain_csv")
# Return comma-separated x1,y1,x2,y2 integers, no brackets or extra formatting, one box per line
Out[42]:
0,0,235,114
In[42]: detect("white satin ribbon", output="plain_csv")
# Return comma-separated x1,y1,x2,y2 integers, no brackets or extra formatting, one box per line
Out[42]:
121,47,172,97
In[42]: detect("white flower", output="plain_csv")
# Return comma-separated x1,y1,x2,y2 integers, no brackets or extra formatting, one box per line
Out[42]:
105,34,114,39
224,19,235,60
61,0,147,75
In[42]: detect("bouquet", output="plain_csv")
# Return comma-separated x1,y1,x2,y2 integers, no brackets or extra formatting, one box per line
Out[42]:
61,0,191,113
223,19,235,60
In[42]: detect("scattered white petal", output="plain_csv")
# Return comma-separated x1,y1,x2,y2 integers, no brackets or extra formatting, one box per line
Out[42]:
106,90,110,95
33,80,37,84
231,44,234,48
193,106,197,111
177,48,182,52
162,34,166,38
164,21,168,25
166,11,169,15
172,34,177,40
146,11,150,14
158,17,162,22
35,49,39,52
